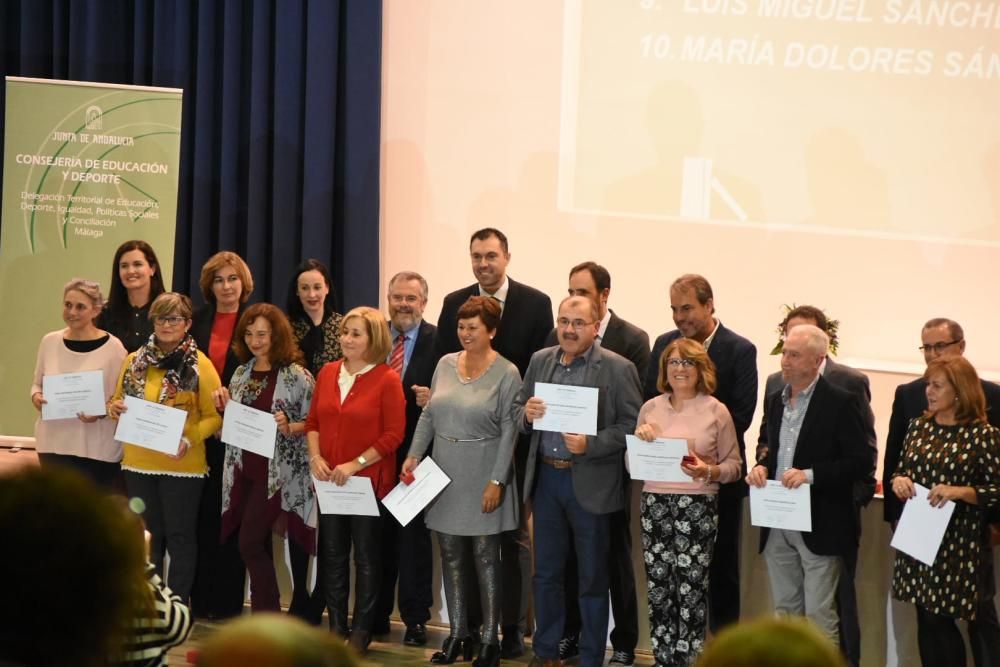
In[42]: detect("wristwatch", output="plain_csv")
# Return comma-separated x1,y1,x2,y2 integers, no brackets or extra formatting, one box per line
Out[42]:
489,479,504,488
356,454,368,468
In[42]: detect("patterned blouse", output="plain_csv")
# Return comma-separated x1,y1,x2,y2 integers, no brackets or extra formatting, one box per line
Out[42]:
891,417,1000,619
291,310,343,376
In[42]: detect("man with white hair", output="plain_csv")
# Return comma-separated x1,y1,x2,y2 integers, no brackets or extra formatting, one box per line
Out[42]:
746,325,871,646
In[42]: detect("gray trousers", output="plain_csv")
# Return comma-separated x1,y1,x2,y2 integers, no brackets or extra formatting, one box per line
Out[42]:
764,528,841,644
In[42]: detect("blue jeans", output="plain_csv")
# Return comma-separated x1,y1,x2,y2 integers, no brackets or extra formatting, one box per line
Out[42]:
532,464,610,667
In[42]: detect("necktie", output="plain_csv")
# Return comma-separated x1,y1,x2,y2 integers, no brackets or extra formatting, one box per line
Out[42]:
389,333,405,375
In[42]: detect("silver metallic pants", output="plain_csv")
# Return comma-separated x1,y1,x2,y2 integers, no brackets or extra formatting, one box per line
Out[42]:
437,532,502,644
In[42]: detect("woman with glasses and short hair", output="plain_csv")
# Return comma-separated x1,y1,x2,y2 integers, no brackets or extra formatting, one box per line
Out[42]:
633,338,741,667
108,292,222,604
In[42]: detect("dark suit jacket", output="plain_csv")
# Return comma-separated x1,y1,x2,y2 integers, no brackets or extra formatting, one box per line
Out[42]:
437,278,553,379
514,344,642,515
545,310,651,379
883,376,1000,523
645,323,757,497
397,320,441,467
192,303,247,386
758,359,878,506
758,376,871,556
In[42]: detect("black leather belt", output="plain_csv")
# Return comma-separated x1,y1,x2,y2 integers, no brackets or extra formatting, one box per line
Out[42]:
541,456,572,469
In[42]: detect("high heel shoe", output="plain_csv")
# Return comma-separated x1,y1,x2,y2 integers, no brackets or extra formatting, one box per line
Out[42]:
472,642,500,667
430,636,475,664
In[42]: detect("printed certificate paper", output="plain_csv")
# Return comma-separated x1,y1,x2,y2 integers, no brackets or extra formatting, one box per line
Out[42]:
891,483,955,566
221,401,277,459
313,475,380,516
626,435,690,482
532,382,598,435
113,396,187,455
749,481,812,532
41,370,106,420
382,457,452,527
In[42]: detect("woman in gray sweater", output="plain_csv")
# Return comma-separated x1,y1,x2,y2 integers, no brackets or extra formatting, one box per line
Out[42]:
403,296,521,667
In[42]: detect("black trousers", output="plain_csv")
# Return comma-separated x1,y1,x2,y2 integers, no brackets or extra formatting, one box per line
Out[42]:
377,508,434,627
37,452,119,491
968,550,1000,667
563,476,639,652
837,542,862,666
191,437,247,619
320,510,382,635
707,483,743,633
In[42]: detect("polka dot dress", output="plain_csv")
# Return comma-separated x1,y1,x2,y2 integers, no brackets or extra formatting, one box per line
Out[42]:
891,418,1000,620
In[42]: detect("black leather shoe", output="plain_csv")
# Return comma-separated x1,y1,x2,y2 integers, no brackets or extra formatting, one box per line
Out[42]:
473,642,501,667
371,618,392,636
499,629,525,659
404,623,428,646
431,636,474,664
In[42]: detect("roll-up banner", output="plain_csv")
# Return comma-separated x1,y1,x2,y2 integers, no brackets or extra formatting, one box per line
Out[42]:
0,77,182,436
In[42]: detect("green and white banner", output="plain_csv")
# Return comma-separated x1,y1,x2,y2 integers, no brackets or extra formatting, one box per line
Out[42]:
0,77,182,436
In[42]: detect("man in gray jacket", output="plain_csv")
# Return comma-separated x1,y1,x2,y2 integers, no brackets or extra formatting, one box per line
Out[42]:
515,295,642,667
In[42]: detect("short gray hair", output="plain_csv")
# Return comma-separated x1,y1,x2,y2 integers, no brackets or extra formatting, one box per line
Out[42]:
63,278,105,310
788,324,829,357
387,271,429,301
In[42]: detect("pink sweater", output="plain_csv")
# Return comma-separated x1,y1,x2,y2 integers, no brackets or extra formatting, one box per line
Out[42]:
31,330,127,462
635,393,742,495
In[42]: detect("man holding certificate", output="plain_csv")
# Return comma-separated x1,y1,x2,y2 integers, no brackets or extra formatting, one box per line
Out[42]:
746,324,870,648
515,295,642,667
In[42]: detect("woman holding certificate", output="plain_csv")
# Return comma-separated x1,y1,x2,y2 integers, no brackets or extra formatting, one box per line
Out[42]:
632,338,741,667
215,303,315,613
96,240,166,353
305,306,405,654
402,296,521,667
30,278,127,489
108,292,222,604
890,356,1000,666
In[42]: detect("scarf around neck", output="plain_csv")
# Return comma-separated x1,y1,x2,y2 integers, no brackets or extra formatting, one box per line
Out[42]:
122,333,201,405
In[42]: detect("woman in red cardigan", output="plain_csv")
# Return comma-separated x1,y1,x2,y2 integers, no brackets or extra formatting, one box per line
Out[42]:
306,306,405,654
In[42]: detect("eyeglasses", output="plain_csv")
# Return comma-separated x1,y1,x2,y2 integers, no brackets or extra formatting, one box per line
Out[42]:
556,317,594,330
154,316,187,326
667,358,696,367
918,340,962,353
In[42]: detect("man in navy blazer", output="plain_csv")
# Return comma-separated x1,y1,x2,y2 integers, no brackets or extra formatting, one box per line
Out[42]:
544,261,648,666
643,274,757,633
375,271,441,646
747,325,870,646
756,305,876,667
882,317,1000,666
515,295,642,667
437,228,553,657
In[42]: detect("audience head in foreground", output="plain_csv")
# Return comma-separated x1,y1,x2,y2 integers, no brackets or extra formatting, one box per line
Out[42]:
198,613,360,667
695,617,847,667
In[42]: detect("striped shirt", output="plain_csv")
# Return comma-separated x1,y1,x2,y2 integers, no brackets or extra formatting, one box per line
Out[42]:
114,564,192,667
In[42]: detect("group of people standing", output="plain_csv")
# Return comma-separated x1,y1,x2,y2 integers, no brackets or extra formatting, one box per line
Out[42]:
27,228,1000,667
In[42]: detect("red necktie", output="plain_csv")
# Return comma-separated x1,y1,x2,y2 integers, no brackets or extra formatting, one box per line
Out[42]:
389,333,405,375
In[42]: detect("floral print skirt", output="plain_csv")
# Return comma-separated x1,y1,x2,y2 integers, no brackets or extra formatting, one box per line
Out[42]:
640,492,718,667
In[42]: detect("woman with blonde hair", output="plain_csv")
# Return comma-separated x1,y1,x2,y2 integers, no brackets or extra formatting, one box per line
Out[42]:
633,338,741,667
305,306,405,654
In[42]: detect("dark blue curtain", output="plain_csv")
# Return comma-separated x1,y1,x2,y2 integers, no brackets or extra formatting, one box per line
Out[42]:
0,0,381,309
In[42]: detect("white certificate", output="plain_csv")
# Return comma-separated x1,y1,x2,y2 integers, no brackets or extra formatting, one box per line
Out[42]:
221,401,277,459
750,480,812,532
113,395,187,455
313,475,380,516
381,457,452,527
532,382,598,435
41,370,107,420
890,483,955,566
626,435,690,482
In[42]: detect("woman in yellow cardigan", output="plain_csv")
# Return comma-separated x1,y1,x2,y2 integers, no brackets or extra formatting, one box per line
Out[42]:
109,292,222,604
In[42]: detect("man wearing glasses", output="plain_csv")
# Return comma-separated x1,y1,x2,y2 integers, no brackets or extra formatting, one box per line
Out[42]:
515,295,642,667
883,317,1000,667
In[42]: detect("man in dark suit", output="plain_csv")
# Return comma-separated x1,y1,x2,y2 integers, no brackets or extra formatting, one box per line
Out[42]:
374,271,440,646
747,324,871,645
756,305,876,667
515,295,642,667
883,317,1000,666
545,261,648,666
643,274,757,633
437,227,553,657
